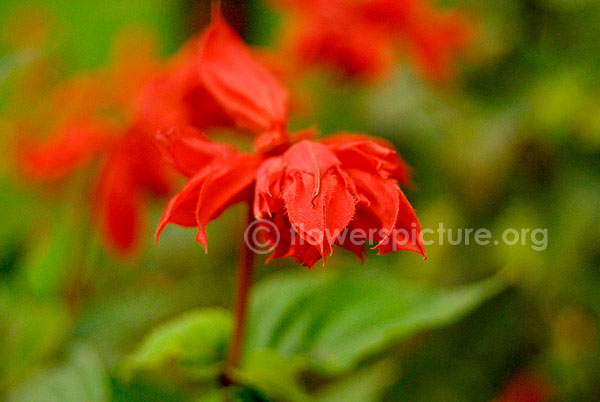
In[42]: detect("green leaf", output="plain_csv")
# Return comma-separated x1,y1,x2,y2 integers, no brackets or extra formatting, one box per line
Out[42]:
0,296,71,388
74,286,198,366
18,174,95,299
246,269,506,374
22,220,73,299
232,350,310,402
122,271,505,397
313,359,397,402
7,343,110,402
0,179,40,276
124,308,232,381
193,387,256,402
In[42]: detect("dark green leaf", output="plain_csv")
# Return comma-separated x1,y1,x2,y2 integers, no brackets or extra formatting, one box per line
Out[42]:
233,350,309,402
246,269,506,374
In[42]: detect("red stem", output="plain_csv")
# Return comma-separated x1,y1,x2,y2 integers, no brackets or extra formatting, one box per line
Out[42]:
226,208,256,371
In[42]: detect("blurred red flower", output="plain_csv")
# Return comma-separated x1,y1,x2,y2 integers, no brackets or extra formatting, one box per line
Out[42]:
497,372,550,402
273,0,475,81
19,120,111,182
156,15,425,267
18,34,173,255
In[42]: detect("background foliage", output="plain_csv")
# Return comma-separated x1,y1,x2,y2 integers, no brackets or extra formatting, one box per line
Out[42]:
1,0,599,401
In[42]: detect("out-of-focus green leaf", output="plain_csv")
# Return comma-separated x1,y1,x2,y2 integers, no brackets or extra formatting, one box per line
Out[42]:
193,387,252,402
0,296,71,389
74,285,202,368
124,308,232,381
233,350,309,402
491,201,548,289
543,0,599,11
111,375,193,402
0,180,39,275
7,343,109,402
313,359,397,402
21,220,73,299
245,273,330,352
19,179,94,299
194,389,229,402
527,71,586,139
246,269,506,375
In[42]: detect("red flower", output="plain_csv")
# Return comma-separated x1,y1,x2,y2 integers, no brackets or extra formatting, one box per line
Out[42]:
138,8,289,153
253,136,423,266
497,372,550,402
20,121,172,256
154,13,425,267
157,130,424,267
154,125,262,251
94,127,171,254
273,0,474,81
18,35,173,256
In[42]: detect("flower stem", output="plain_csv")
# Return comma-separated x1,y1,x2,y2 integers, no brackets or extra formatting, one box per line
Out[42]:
226,208,256,373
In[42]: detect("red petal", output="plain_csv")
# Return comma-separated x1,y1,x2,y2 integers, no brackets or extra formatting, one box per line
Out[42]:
336,213,371,262
184,82,235,130
135,73,193,132
198,12,288,134
282,141,357,258
258,213,291,262
255,212,322,268
346,168,399,243
123,128,172,197
284,139,340,173
375,188,425,257
156,152,260,252
288,242,323,268
135,57,233,132
154,126,236,177
336,169,405,261
155,169,206,242
194,153,260,251
96,148,142,255
253,155,285,219
20,121,111,181
323,133,410,184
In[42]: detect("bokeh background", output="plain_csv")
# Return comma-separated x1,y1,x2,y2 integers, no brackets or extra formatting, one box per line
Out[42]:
1,0,599,401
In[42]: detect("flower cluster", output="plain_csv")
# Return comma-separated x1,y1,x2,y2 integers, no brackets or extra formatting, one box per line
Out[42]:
17,4,449,265
18,37,173,255
154,11,425,267
272,0,475,81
